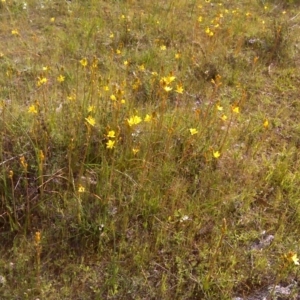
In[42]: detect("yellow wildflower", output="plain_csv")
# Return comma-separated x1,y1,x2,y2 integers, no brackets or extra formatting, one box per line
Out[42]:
232,106,240,114
164,75,176,85
189,128,198,135
221,114,228,121
28,104,38,114
11,29,19,36
80,58,88,67
285,252,300,266
57,75,65,82
144,114,152,122
263,119,269,128
67,94,76,101
132,148,140,155
85,116,96,127
127,115,142,127
78,184,85,193
110,94,117,101
107,130,116,139
175,84,184,94
106,140,115,149
164,86,172,92
213,150,221,158
160,45,167,51
88,105,95,113
216,104,223,111
37,77,47,87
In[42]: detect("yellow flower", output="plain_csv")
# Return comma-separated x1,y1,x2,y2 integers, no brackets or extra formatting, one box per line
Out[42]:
106,140,115,149
175,84,184,94
232,106,240,114
116,49,121,55
110,33,114,38
164,86,172,92
160,45,167,51
88,105,95,113
139,64,145,71
50,17,55,22
11,29,19,36
213,150,221,158
132,148,140,155
216,104,223,111
175,53,181,59
110,94,117,101
37,76,47,87
78,184,85,193
103,85,109,91
127,115,142,127
57,74,65,82
160,76,176,86
80,58,88,67
285,252,300,266
189,128,198,135
120,99,126,104
144,114,152,122
28,104,38,114
67,94,76,101
107,130,116,138
85,116,96,127
198,16,203,22
263,119,269,128
221,114,228,121
124,60,129,66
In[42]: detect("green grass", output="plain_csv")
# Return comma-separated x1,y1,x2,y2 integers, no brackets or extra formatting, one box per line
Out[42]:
1,0,300,299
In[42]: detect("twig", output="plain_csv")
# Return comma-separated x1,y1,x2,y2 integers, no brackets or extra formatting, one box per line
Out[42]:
0,152,29,166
